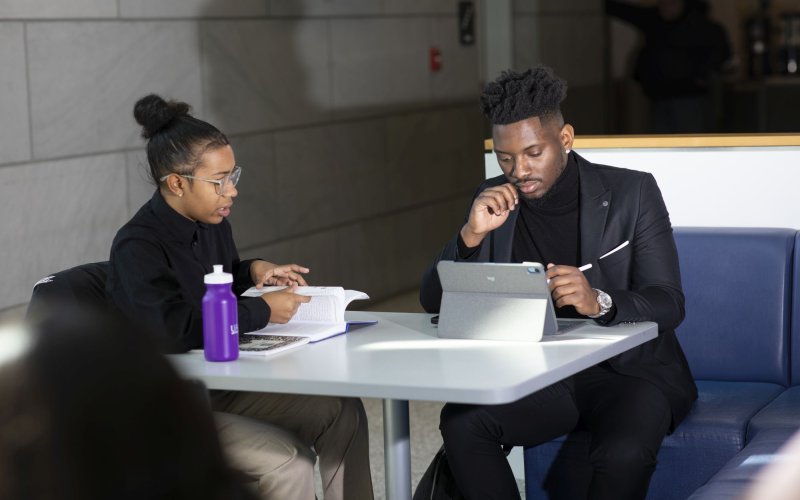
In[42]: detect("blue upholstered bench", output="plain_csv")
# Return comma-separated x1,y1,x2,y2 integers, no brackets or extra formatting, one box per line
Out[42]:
685,231,800,499
524,227,800,500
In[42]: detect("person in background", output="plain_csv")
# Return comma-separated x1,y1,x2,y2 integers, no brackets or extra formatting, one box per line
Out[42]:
0,306,257,500
607,0,731,133
419,66,697,500
106,94,373,500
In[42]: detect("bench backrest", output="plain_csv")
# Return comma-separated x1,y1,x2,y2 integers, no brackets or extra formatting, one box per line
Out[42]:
673,227,795,385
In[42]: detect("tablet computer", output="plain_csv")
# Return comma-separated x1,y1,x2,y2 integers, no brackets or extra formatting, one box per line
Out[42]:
436,260,560,342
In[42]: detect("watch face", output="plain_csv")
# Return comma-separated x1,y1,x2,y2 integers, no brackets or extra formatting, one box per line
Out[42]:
588,289,612,318
595,291,612,314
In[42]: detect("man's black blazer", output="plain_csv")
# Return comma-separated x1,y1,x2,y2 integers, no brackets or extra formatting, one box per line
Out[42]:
420,152,697,428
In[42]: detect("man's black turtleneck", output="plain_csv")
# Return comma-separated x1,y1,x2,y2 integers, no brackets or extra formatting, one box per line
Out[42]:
512,153,582,318
512,152,580,269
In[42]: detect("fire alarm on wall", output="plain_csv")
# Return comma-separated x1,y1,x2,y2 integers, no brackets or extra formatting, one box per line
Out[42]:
430,46,442,72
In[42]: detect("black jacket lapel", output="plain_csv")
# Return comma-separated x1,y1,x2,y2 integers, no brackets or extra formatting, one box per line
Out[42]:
577,153,611,264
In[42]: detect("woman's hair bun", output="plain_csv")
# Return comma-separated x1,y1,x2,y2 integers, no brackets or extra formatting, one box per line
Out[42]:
133,94,191,139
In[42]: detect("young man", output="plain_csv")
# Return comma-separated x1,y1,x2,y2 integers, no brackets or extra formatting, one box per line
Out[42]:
419,67,697,500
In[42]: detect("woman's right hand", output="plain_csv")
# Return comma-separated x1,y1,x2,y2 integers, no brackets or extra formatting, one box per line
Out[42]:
261,285,311,324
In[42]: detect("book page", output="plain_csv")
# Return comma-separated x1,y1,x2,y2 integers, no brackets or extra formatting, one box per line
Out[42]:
241,285,344,298
241,286,369,323
344,289,369,307
240,286,369,339
293,294,343,323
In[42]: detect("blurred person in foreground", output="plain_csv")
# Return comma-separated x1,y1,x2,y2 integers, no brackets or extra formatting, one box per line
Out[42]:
741,429,800,500
0,307,256,500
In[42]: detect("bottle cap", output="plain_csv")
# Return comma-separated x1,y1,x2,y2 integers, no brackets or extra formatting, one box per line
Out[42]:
204,264,233,284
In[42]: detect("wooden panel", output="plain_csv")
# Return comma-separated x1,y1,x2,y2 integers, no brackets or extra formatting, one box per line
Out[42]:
484,134,800,151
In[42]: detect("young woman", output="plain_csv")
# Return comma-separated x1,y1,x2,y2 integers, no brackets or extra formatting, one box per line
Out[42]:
106,94,373,500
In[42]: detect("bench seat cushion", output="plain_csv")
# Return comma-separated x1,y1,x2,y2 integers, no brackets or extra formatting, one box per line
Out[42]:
524,380,785,500
747,386,800,439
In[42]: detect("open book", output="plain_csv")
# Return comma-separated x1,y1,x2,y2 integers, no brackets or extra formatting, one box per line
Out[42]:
241,286,376,342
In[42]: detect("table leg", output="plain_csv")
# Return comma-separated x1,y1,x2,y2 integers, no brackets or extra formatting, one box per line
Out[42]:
383,398,411,500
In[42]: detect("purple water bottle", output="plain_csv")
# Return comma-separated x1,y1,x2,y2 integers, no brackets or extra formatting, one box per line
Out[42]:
202,265,239,362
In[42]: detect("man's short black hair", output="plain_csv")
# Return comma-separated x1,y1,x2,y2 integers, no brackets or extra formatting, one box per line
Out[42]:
480,66,568,126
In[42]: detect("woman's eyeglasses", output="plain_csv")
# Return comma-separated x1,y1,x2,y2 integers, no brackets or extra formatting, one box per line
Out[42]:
160,165,242,195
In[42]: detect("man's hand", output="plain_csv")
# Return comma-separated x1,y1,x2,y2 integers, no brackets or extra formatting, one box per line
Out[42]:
260,285,312,324
460,183,519,248
250,260,309,288
546,264,601,317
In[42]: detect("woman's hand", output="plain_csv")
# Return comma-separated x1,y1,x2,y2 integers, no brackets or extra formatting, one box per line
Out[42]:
250,260,310,288
260,285,312,323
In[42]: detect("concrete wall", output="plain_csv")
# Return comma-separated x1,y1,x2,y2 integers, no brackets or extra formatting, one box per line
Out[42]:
0,0,485,311
511,0,608,134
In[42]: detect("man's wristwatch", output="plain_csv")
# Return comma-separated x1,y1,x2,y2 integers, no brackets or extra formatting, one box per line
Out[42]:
588,288,613,318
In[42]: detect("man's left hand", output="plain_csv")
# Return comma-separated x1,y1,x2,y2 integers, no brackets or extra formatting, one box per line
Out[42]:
546,264,600,317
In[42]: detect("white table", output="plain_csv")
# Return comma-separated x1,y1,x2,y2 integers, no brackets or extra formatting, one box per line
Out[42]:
170,311,657,500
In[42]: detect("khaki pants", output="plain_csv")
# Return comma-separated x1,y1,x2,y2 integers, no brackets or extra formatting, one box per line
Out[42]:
212,391,373,500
